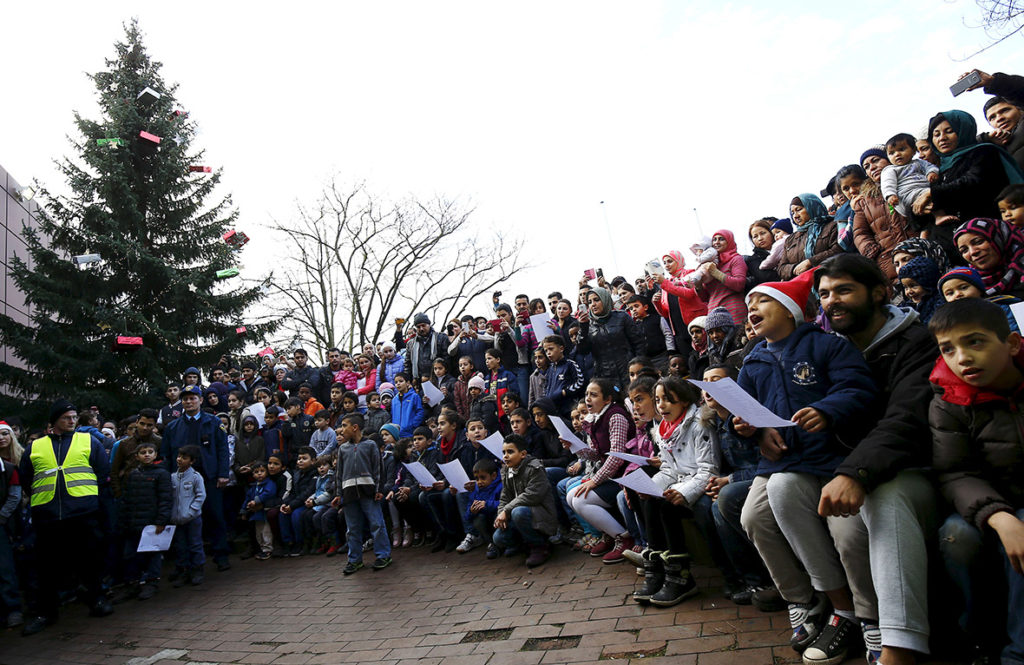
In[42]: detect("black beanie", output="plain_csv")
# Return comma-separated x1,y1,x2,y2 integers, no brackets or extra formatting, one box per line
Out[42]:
49,398,76,424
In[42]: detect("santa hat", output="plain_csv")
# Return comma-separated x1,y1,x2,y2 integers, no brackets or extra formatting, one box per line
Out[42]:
746,269,817,323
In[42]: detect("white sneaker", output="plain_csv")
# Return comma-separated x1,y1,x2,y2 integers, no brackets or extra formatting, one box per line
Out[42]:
456,534,483,553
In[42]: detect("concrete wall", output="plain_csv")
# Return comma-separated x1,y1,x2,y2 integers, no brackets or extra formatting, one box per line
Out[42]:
0,162,38,369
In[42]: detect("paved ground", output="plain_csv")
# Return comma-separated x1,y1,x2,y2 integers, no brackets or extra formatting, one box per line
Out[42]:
0,546,843,665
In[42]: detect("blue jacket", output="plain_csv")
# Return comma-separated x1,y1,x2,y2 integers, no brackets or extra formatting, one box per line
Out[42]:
391,389,425,437
261,420,287,464
544,357,585,416
20,431,109,524
485,368,519,399
737,323,875,477
711,412,759,483
464,478,503,523
381,354,406,385
161,411,230,482
243,478,276,520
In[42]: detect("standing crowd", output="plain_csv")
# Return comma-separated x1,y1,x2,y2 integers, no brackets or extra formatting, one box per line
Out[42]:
2,69,1024,665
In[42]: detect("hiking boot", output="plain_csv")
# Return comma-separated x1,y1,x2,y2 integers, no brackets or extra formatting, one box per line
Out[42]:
343,560,363,575
752,585,788,612
189,569,204,586
632,549,664,604
456,534,483,554
788,593,828,653
137,582,158,601
602,535,634,564
802,613,858,665
172,569,191,588
485,544,500,559
371,557,392,571
589,535,615,558
650,553,698,607
525,545,551,568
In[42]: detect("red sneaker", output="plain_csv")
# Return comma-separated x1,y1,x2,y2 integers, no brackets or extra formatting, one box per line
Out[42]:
589,535,615,558
325,544,341,557
602,535,634,564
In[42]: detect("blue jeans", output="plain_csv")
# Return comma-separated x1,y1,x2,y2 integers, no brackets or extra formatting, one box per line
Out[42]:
172,518,205,570
546,467,570,526
0,525,20,612
616,489,645,545
514,365,530,405
940,510,1024,662
279,506,308,545
456,492,475,535
343,498,390,562
493,506,546,549
712,479,771,586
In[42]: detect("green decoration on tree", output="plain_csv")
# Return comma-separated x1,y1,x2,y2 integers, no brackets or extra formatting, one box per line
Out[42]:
0,20,277,419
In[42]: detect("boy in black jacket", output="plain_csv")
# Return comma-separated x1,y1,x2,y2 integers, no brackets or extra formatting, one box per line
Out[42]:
279,446,317,556
119,441,172,599
282,398,315,456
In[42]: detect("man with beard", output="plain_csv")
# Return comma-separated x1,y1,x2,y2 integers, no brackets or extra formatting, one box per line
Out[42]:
317,348,345,405
281,349,321,398
814,254,938,665
404,314,450,382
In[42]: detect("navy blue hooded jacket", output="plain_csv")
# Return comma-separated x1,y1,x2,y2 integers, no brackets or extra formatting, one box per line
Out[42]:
161,411,230,482
737,323,875,477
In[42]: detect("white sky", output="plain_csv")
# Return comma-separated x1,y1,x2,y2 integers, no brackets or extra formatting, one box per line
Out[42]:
2,0,1022,337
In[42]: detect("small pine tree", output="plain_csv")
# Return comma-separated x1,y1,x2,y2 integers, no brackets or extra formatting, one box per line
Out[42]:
0,20,276,419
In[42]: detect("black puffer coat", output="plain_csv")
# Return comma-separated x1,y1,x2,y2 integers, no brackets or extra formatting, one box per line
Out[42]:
119,463,172,530
577,310,645,388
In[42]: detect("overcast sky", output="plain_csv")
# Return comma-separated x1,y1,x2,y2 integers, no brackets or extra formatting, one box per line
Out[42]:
2,1,1021,342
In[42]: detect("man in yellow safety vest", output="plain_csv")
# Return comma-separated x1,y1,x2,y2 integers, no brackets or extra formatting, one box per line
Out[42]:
20,399,113,637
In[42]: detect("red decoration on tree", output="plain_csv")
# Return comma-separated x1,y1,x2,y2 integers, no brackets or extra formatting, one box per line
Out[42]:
189,166,212,173
112,335,143,351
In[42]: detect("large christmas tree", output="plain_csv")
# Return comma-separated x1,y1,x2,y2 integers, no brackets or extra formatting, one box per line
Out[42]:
0,20,275,419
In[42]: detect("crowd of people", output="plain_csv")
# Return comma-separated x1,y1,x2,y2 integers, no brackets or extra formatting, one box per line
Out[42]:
1,69,1024,665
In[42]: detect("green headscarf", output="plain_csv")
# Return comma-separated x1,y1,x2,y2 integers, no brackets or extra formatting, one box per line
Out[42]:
589,286,615,324
929,109,1024,183
791,193,831,260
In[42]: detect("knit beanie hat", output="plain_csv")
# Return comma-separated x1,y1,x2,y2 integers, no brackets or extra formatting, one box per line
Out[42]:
770,218,793,234
380,341,396,351
380,423,400,440
49,398,77,424
468,376,486,391
937,266,986,294
687,315,707,332
746,269,817,324
413,313,431,326
859,146,887,166
897,256,940,292
378,382,395,398
704,307,734,332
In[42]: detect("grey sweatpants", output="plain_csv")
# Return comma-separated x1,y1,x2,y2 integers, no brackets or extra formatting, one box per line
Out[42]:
741,473,877,621
861,470,936,654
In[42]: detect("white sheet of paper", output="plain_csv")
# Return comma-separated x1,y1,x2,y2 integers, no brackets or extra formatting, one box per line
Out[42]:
137,524,176,552
403,461,438,487
688,377,797,429
1011,302,1024,334
549,415,589,453
612,469,665,498
479,432,505,460
609,451,653,466
421,380,444,406
438,461,472,492
530,314,554,337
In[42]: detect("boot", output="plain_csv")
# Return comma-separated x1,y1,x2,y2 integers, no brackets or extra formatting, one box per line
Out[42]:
392,525,402,549
650,552,698,607
632,549,664,604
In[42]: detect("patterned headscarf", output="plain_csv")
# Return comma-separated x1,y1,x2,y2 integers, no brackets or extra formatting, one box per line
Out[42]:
953,217,1024,296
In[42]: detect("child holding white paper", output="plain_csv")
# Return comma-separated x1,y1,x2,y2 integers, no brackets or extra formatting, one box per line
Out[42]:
631,377,718,608
119,441,172,600
737,271,878,655
386,438,429,548
424,412,478,553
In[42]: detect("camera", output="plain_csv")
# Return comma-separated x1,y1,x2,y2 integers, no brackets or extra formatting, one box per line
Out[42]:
493,290,502,299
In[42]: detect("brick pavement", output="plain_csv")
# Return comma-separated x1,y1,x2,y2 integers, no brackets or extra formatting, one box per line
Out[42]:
0,545,848,665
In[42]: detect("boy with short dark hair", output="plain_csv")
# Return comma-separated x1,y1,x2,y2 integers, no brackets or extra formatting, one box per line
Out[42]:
494,435,559,568
334,413,391,574
310,410,338,457
929,298,1024,662
279,446,318,556
170,445,206,585
283,398,315,452
119,441,172,599
542,335,584,418
465,457,503,559
158,382,182,431
239,461,275,561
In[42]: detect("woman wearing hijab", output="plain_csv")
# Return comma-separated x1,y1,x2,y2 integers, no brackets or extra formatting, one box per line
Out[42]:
918,110,1024,252
652,250,707,365
891,237,956,305
776,194,843,280
694,230,748,325
577,286,645,388
953,217,1024,298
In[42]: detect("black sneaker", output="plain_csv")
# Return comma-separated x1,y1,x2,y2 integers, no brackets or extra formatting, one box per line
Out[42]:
485,544,500,559
752,585,788,612
137,582,157,601
431,535,447,553
20,615,54,637
788,594,828,653
801,614,858,665
189,570,204,586
371,557,392,570
288,543,302,557
255,551,271,561
343,561,364,575
730,586,755,605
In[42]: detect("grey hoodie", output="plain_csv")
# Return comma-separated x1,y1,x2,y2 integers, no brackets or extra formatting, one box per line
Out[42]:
171,466,207,525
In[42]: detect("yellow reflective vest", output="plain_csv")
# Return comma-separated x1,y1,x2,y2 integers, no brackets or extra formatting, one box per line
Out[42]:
29,432,98,507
